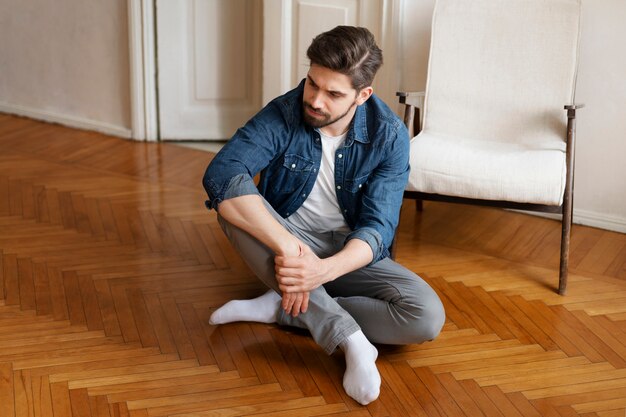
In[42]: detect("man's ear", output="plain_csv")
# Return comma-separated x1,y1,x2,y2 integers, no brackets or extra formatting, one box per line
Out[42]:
356,86,373,105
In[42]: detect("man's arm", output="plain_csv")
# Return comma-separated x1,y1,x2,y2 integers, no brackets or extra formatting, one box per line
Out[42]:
346,121,410,263
218,194,311,316
219,195,301,257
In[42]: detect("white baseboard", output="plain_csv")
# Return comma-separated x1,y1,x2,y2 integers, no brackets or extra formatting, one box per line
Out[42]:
516,208,626,234
574,209,626,234
0,101,132,139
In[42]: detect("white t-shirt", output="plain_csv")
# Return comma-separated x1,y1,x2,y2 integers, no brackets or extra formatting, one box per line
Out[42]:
287,130,350,232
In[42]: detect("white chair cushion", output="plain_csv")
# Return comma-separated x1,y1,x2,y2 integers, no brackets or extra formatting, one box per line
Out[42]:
407,131,567,206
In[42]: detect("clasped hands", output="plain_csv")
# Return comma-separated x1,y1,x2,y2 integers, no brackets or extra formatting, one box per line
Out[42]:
275,243,330,317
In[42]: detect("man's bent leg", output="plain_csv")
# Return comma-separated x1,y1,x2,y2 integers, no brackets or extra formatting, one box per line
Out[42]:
323,255,446,346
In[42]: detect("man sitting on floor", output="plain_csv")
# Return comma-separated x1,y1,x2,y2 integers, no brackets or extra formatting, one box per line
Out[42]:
202,25,445,405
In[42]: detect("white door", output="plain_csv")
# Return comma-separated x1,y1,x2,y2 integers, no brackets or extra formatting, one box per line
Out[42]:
155,0,399,141
156,0,262,140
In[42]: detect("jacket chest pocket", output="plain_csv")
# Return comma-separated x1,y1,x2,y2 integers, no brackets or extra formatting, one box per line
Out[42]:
270,154,316,193
344,173,369,194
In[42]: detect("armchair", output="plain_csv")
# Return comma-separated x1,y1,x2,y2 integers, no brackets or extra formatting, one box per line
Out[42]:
394,0,583,295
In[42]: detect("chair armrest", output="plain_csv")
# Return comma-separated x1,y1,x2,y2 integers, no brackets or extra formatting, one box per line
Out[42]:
396,91,425,96
397,91,425,107
564,103,584,118
396,92,425,136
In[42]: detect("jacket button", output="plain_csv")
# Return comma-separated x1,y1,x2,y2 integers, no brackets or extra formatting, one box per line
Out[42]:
337,185,341,190
337,153,343,159
291,163,296,169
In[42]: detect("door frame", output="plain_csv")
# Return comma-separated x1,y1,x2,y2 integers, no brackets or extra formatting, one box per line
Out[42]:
128,0,159,141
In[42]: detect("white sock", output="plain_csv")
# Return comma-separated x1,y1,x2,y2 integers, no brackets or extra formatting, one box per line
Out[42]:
209,290,281,325
340,330,381,405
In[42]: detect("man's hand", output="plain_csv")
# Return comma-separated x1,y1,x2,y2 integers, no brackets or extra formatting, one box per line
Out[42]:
275,244,330,318
274,236,373,318
281,291,310,317
275,245,331,293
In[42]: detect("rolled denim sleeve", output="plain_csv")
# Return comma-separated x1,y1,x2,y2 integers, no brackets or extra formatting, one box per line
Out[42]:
347,122,410,264
202,100,290,211
203,173,260,211
346,227,385,262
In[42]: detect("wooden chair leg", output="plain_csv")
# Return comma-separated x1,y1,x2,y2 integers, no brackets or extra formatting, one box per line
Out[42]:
559,106,578,295
559,165,574,295
558,167,575,295
558,206,571,295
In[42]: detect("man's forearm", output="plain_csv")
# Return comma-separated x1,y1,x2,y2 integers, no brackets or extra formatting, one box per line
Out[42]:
218,194,301,257
219,194,310,316
324,238,373,282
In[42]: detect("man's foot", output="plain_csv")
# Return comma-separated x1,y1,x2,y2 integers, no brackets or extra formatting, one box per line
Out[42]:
340,330,381,405
209,290,281,325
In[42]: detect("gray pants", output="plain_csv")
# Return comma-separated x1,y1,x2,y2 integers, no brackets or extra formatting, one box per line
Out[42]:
218,202,445,354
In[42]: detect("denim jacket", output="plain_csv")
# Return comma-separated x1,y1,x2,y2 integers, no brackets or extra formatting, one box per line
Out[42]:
202,80,409,264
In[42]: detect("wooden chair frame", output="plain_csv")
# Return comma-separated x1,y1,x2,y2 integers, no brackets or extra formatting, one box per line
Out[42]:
392,91,583,295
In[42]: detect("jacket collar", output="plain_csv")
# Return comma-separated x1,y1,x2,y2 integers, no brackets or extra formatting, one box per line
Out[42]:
345,102,370,146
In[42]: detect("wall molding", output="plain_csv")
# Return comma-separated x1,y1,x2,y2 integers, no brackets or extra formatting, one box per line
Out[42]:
574,208,626,234
0,102,132,139
128,0,159,141
515,208,626,234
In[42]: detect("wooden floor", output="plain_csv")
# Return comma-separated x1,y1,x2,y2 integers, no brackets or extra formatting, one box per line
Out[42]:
2,113,626,417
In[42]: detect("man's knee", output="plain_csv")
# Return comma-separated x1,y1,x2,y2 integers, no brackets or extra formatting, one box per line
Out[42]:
403,289,446,343
417,300,446,342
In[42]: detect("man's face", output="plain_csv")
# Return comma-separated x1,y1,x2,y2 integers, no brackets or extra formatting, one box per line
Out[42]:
303,65,369,133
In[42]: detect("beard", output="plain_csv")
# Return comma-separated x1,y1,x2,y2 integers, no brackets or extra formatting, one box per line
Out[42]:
302,100,356,129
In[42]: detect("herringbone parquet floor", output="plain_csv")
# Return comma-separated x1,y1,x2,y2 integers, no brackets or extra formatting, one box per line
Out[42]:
1,113,626,417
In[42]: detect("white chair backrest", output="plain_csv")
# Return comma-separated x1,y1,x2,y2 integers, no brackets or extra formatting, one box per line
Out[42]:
423,0,581,149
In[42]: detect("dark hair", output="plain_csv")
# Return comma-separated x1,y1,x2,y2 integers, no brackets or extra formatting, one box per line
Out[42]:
306,26,383,91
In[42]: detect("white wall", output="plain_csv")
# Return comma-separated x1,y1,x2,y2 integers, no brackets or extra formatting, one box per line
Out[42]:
0,0,131,137
399,0,626,233
574,0,626,232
